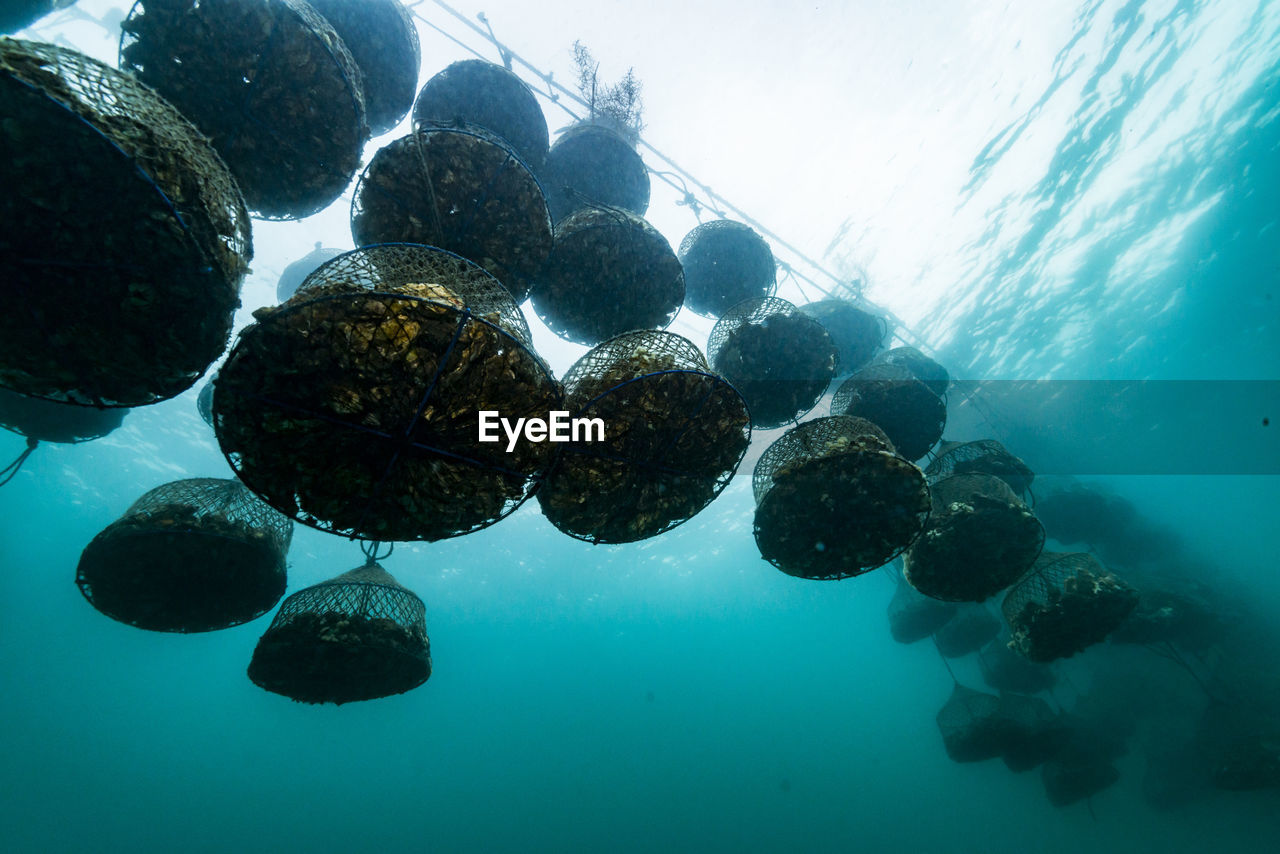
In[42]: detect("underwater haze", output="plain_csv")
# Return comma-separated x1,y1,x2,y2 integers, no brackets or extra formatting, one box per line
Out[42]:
3,1,1279,852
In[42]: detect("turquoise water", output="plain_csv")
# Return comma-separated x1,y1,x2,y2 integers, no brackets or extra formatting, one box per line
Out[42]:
3,1,1279,852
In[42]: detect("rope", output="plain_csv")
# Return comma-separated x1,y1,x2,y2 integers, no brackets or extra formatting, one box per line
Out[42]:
0,437,39,487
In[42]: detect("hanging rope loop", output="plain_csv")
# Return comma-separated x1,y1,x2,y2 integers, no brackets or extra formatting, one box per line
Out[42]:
0,437,40,488
359,539,394,565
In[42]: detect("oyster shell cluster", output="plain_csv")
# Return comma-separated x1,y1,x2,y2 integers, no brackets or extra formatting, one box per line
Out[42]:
1007,564,1140,662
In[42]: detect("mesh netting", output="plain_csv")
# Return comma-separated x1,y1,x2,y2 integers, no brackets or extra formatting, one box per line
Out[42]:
708,297,838,429
214,244,560,542
351,125,551,303
999,693,1071,773
541,121,650,223
879,346,949,397
903,474,1045,602
413,59,550,173
1003,552,1139,663
831,362,946,461
0,388,126,443
121,0,368,219
979,637,1057,695
1042,749,1120,806
926,439,1034,499
888,575,958,644
306,0,418,135
937,683,1067,768
937,684,1011,763
752,416,930,580
1,1,76,34
0,38,249,407
1214,735,1280,790
75,478,292,632
248,561,431,704
196,379,215,427
677,220,777,318
934,605,1001,658
530,206,684,345
799,299,886,375
537,331,751,543
277,245,346,304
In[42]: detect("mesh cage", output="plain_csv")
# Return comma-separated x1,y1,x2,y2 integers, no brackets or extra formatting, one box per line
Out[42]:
934,605,1001,658
351,125,551,303
888,576,958,644
879,346,950,397
1042,750,1120,806
1003,552,1140,663
937,684,1010,763
752,416,930,580
0,388,126,443
799,298,886,375
413,59,550,173
196,379,215,427
278,246,345,304
903,474,1045,602
927,439,1035,500
999,693,1071,773
708,297,838,429
213,244,561,542
120,0,368,219
831,362,946,461
294,243,533,344
530,206,685,346
677,220,777,318
537,331,751,543
306,0,418,135
979,637,1057,695
1,2,76,34
75,478,292,632
0,38,249,407
248,561,431,704
542,121,650,223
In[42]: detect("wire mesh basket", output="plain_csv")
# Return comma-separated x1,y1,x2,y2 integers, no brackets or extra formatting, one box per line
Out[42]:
799,298,886,375
0,388,126,443
413,59,550,173
248,561,430,704
0,38,249,407
903,474,1045,602
530,206,684,345
831,362,946,461
926,439,1035,500
214,243,561,542
537,331,750,543
1003,552,1140,663
541,121,650,223
677,219,776,318
879,346,949,397
979,637,1057,695
708,297,838,429
934,604,1001,658
120,0,368,219
307,0,418,135
76,478,292,632
752,415,930,580
351,125,551,303
888,573,958,644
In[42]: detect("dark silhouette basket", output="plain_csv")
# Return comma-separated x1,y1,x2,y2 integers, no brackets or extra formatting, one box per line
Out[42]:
541,121,650,223
213,244,561,542
677,220,776,318
0,38,249,407
307,0,418,135
248,561,430,704
831,362,946,461
753,416,930,580
538,331,750,543
76,478,292,632
121,0,368,219
352,125,551,303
